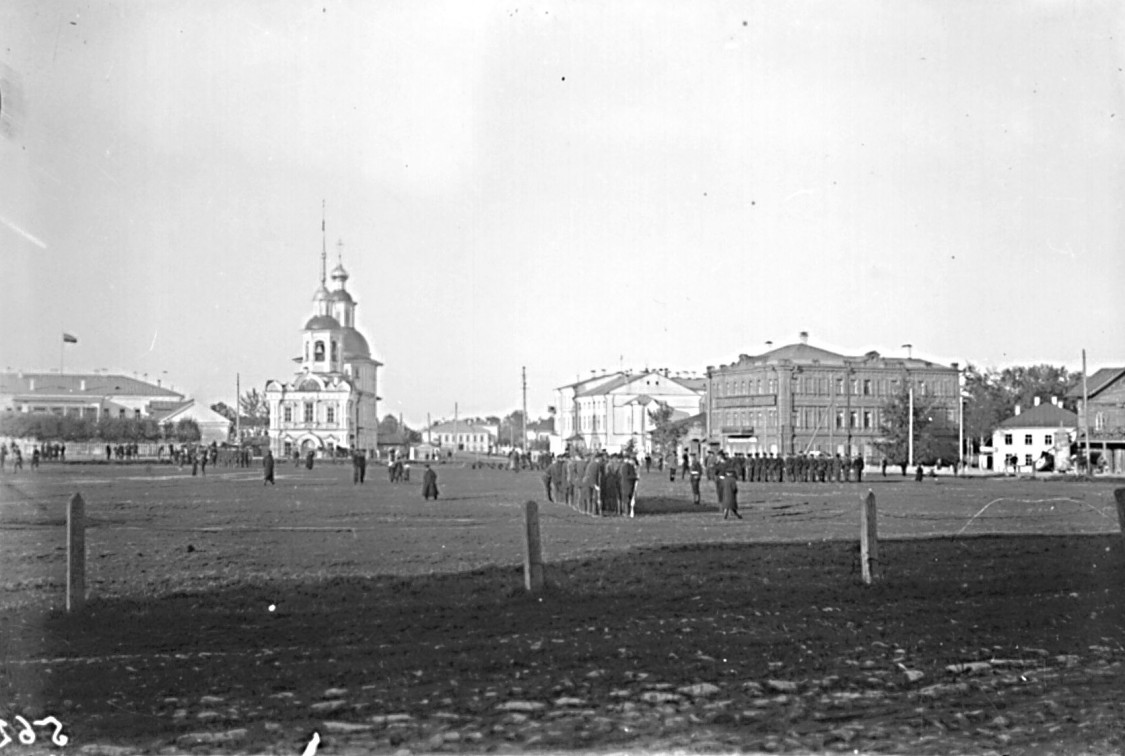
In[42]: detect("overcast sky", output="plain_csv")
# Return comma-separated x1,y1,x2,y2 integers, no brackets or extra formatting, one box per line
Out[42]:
2,1,1122,425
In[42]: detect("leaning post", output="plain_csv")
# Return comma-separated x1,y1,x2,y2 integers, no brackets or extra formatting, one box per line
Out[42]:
523,500,545,594
1114,489,1125,540
860,489,878,585
67,493,87,612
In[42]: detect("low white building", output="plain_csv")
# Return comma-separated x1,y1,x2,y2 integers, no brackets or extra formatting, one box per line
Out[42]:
427,421,497,453
150,400,232,446
990,398,1077,474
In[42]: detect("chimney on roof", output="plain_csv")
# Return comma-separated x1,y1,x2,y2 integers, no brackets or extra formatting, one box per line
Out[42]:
1034,396,1041,407
1014,404,1021,416
799,331,809,345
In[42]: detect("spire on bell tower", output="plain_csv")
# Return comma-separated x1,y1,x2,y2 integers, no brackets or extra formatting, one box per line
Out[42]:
320,199,328,287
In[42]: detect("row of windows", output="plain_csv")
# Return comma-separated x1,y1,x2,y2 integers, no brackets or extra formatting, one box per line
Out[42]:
718,406,957,433
281,402,347,424
1002,433,1057,446
713,375,953,399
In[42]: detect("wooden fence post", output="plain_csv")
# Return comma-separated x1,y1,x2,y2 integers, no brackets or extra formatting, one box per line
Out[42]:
860,489,878,585
1114,489,1125,538
523,500,544,594
67,493,86,612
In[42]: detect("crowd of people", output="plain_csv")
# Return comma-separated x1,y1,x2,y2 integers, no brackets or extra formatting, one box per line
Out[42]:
539,451,640,517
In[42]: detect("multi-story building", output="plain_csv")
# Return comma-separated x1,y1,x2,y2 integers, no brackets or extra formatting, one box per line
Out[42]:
264,243,381,459
704,332,960,462
553,369,705,455
989,398,1077,473
1068,366,1125,473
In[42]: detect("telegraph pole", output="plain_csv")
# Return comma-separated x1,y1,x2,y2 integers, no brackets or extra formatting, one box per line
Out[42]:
521,366,528,451
236,373,241,442
1082,349,1091,474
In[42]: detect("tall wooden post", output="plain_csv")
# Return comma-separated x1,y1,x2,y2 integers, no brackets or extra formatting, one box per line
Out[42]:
523,500,544,593
860,490,878,584
1114,489,1125,538
67,493,86,612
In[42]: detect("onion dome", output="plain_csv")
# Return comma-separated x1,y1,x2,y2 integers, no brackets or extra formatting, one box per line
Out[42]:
330,263,349,284
303,314,341,330
340,327,370,359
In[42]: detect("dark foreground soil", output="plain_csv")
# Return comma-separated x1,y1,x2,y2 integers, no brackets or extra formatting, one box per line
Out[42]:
1,465,1124,754
2,536,1123,755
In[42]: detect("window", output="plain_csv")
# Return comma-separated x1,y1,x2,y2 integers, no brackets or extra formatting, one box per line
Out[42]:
331,341,338,363
1095,412,1106,431
863,379,872,396
836,410,844,429
1044,434,1053,445
304,402,314,423
314,341,325,361
851,378,859,395
134,409,141,419
1004,433,1013,446
1024,434,1033,445
863,411,873,429
836,378,845,395
283,405,293,423
849,410,858,429
354,367,360,380
1024,454,1033,466
326,405,336,424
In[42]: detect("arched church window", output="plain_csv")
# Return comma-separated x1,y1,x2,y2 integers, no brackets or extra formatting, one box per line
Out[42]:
331,341,338,363
314,341,325,361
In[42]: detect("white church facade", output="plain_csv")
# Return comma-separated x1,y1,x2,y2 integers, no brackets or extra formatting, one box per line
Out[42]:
265,237,381,459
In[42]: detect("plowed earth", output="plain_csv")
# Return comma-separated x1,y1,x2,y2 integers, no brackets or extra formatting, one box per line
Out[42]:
1,462,1123,755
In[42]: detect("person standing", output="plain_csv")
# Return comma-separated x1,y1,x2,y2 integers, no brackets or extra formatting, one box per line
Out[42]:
263,450,275,485
619,455,639,517
422,464,439,500
853,454,864,483
722,463,742,519
688,453,703,505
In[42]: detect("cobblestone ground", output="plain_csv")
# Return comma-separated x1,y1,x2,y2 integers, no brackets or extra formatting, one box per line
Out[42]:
2,464,1123,754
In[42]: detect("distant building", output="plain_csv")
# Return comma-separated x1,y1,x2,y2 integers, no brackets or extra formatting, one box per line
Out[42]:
427,421,496,453
553,369,705,455
990,398,1078,474
0,371,184,419
704,332,960,461
149,399,232,445
1068,366,1125,473
264,237,381,459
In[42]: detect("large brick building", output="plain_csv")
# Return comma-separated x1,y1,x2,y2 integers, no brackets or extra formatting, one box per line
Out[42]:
704,333,960,462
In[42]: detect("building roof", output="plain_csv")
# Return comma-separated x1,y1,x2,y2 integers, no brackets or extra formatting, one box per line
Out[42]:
718,341,954,372
429,421,496,435
0,372,184,399
1066,367,1125,399
304,314,341,330
997,403,1079,429
576,371,705,398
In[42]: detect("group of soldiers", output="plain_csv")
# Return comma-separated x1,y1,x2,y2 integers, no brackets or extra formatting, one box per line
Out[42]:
540,452,640,517
694,450,866,485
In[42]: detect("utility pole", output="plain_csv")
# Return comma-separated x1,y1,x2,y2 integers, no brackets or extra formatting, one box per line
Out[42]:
522,366,528,452
236,373,241,443
1082,349,1091,475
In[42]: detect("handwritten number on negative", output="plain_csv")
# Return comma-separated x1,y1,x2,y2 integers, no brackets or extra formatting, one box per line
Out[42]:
0,716,68,748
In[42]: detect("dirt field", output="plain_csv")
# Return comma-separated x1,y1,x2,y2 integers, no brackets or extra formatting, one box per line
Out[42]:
1,460,1123,755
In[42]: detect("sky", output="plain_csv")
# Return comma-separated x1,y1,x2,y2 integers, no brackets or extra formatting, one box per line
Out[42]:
2,1,1122,427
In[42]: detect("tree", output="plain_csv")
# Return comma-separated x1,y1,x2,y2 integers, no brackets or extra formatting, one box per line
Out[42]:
239,389,268,427
876,386,958,466
961,363,1081,452
648,402,686,459
378,414,401,437
210,402,238,423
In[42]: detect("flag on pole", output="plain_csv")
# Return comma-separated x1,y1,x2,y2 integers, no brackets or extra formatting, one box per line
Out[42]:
62,332,78,343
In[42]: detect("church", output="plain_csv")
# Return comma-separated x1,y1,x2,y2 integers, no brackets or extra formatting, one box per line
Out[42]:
264,231,381,460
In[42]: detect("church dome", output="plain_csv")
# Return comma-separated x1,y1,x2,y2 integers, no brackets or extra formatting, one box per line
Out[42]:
327,289,354,303
341,327,370,359
330,263,349,282
304,314,341,330
312,284,330,302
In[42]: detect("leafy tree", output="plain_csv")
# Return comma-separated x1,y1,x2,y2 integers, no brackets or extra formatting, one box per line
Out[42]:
876,386,957,466
499,410,526,449
239,389,269,427
211,402,238,423
648,402,686,459
378,414,401,437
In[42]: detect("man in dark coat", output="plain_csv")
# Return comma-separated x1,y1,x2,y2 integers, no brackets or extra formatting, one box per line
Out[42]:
422,464,439,500
619,455,639,517
853,455,864,483
353,450,366,484
263,450,275,485
721,463,742,520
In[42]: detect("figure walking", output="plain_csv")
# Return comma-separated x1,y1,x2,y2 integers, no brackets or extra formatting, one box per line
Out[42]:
422,464,439,500
263,450,275,485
